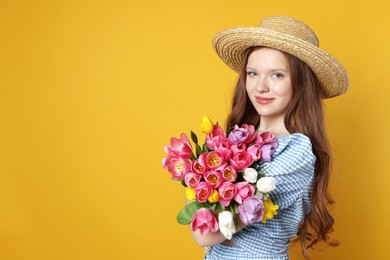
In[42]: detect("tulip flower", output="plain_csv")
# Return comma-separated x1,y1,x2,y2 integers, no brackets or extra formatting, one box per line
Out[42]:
230,151,254,171
194,182,213,203
230,143,247,157
243,168,258,183
218,211,236,240
205,151,226,170
185,187,196,201
214,142,232,161
207,190,219,203
164,133,193,160
261,198,279,223
254,131,277,145
162,155,191,180
256,177,276,193
191,153,208,175
205,170,223,188
200,116,214,134
184,172,201,188
221,166,237,182
247,144,262,161
238,195,264,225
191,208,219,235
260,142,278,162
228,124,255,145
234,182,255,204
218,182,237,206
206,124,226,150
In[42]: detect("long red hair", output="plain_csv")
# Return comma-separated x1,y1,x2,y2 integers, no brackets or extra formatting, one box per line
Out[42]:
226,47,338,259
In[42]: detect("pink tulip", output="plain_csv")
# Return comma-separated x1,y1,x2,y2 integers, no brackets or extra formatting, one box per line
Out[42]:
205,151,226,170
254,131,277,146
191,153,208,175
230,151,254,171
247,144,262,161
221,166,237,182
218,182,237,206
184,172,202,188
214,142,232,161
195,182,213,203
191,208,219,235
234,182,255,204
230,143,247,156
164,133,193,159
204,170,223,188
206,125,227,150
162,155,191,180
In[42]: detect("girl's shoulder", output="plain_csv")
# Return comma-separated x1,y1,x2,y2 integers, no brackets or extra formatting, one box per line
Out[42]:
271,133,315,163
276,133,312,151
266,133,315,176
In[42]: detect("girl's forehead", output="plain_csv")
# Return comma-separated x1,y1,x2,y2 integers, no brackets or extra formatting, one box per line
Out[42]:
247,48,290,69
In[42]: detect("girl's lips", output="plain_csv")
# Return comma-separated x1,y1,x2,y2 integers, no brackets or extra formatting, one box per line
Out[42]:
255,97,274,105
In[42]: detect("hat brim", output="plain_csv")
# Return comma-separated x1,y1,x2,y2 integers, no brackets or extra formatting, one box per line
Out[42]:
212,27,349,98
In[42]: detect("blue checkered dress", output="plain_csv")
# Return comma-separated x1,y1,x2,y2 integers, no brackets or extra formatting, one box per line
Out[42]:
205,133,315,260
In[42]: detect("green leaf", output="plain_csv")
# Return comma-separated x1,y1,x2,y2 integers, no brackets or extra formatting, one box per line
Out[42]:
190,131,198,145
232,203,239,214
195,144,202,158
202,143,210,153
218,202,226,211
208,203,217,211
177,201,203,224
234,216,240,230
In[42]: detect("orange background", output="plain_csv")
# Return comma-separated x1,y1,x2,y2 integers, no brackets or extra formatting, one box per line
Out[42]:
1,0,389,259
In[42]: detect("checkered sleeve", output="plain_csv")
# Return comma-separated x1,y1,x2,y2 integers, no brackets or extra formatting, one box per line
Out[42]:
264,133,315,212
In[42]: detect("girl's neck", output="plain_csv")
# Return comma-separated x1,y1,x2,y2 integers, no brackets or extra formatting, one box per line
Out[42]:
259,123,284,132
259,118,289,136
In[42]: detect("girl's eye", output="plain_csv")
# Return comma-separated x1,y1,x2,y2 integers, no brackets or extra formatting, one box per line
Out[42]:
272,73,284,78
247,71,257,76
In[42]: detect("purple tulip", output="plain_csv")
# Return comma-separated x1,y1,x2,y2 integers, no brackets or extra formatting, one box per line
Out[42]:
228,124,255,145
260,141,278,162
238,195,264,225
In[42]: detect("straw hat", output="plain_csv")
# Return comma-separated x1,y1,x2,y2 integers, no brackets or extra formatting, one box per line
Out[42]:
212,16,349,98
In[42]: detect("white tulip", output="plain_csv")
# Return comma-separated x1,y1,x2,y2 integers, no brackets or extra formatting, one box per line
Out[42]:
218,211,236,240
256,177,276,193
243,168,258,183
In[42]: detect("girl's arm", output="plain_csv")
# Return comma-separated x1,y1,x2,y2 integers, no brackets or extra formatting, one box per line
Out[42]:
189,225,227,247
186,199,246,247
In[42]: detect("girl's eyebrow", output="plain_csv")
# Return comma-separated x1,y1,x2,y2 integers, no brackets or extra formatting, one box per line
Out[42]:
246,66,289,72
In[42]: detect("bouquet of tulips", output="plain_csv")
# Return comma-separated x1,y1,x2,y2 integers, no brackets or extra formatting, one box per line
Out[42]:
162,116,279,239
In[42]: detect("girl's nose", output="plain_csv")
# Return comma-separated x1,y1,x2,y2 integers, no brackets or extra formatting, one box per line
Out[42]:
256,76,269,93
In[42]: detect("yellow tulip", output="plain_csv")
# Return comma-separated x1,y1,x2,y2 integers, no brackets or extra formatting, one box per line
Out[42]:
200,116,214,134
261,198,279,223
207,190,219,203
185,187,196,201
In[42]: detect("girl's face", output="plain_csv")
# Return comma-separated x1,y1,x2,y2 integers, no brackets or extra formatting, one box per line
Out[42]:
246,47,293,123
